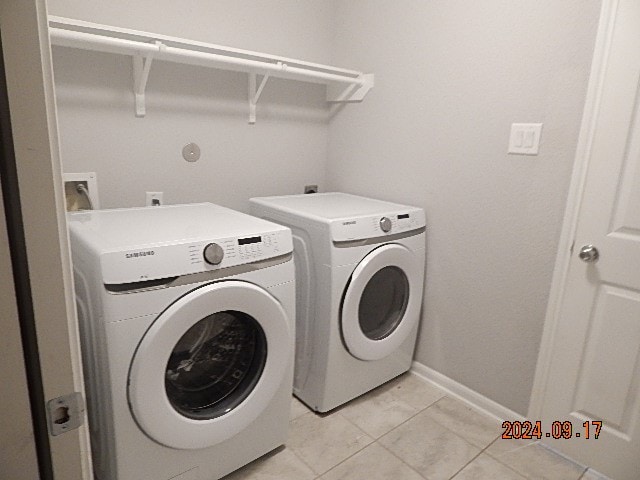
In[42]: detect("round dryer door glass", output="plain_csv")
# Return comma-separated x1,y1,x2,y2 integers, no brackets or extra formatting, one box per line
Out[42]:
165,310,267,420
358,266,410,340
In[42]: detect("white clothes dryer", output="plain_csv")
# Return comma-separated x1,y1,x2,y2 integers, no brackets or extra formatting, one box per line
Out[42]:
68,203,295,480
250,192,425,412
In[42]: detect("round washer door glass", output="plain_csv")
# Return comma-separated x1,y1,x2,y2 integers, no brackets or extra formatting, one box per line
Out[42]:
128,281,292,450
341,244,422,361
358,266,409,340
165,311,267,420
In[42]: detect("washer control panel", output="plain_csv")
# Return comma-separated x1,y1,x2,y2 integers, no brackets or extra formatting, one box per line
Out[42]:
191,230,287,270
102,228,291,284
330,208,425,242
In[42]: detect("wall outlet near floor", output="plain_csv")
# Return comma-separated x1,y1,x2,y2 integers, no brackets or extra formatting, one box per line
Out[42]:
146,191,163,206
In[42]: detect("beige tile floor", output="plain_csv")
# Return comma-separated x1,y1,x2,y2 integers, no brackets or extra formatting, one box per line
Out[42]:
224,373,607,480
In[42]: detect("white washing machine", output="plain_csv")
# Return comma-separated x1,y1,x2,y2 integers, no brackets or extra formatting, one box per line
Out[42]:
68,203,295,480
250,192,425,412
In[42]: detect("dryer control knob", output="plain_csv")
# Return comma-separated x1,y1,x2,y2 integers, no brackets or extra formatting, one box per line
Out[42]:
203,243,224,265
379,217,392,233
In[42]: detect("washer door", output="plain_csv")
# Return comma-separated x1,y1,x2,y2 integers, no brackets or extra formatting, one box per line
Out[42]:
128,281,291,450
341,244,421,361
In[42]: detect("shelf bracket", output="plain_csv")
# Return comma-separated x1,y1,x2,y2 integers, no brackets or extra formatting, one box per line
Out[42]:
326,73,375,103
248,72,271,124
132,42,160,117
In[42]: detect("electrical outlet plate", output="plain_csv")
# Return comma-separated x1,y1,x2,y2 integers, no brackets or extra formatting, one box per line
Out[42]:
146,191,163,206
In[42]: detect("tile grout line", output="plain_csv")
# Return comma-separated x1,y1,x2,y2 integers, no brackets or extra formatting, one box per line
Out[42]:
297,379,568,480
233,380,590,480
334,385,444,440
345,392,446,441
446,446,486,479
537,443,588,480
308,435,373,479
481,437,587,480
375,439,430,479
387,392,523,480
372,394,497,480
416,397,542,479
445,427,507,480
391,394,499,450
478,436,532,479
423,393,589,480
285,412,329,478
420,395,505,444
328,387,563,480
307,384,447,479
288,408,376,478
448,434,530,480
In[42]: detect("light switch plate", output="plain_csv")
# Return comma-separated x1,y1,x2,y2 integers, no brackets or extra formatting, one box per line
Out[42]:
508,123,543,155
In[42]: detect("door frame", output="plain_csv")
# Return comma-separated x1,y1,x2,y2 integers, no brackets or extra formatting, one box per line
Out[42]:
529,0,618,419
0,165,40,478
0,0,92,478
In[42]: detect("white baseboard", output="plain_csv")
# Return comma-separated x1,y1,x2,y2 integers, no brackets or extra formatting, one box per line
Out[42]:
410,361,527,422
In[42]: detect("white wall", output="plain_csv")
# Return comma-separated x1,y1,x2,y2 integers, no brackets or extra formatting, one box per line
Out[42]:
48,0,335,211
328,0,601,415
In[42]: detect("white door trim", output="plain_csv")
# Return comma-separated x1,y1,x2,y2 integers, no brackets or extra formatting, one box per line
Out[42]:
528,0,619,420
0,0,92,477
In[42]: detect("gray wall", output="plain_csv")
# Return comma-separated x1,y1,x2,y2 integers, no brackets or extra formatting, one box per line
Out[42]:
49,0,335,211
50,0,602,416
327,0,601,415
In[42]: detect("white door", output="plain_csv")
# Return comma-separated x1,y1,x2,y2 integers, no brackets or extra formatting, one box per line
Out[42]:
341,243,421,361
129,281,292,450
0,0,91,478
534,1,640,478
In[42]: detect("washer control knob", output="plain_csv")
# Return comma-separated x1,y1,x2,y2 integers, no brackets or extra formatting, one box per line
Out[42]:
379,217,392,233
203,243,224,265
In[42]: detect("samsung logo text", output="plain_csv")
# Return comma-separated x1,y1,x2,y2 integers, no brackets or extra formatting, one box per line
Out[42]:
125,250,156,259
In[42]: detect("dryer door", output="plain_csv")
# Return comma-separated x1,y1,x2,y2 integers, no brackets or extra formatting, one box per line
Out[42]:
128,280,292,450
341,244,422,361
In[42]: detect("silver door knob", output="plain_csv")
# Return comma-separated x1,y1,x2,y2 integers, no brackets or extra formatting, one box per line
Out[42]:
578,245,599,263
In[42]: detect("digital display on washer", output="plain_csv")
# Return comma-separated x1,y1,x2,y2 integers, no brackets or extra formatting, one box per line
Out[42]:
238,236,262,245
397,214,410,219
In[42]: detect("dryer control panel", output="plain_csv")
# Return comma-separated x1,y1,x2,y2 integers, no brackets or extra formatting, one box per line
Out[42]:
330,208,425,242
100,229,292,284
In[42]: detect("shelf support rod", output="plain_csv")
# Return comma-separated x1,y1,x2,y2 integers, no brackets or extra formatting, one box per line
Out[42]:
132,41,159,117
248,72,271,124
